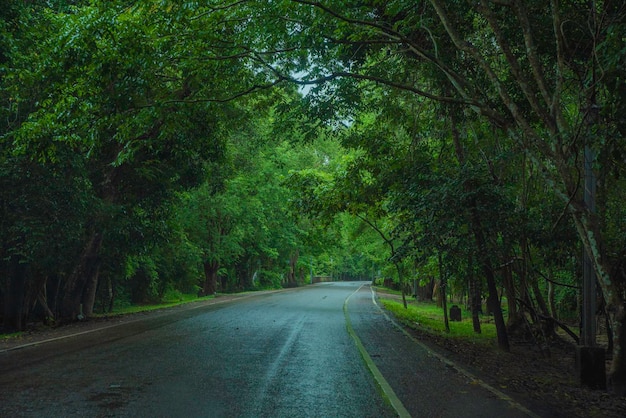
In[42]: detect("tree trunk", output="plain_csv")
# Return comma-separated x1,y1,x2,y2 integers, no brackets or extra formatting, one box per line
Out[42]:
568,202,626,393
468,254,482,333
502,264,520,328
60,231,103,321
82,266,100,317
470,203,510,351
434,281,442,308
547,278,557,321
2,261,52,331
448,106,491,338
2,256,27,332
393,262,408,309
106,275,115,313
202,260,219,296
3,261,50,331
36,280,55,324
288,249,299,285
608,304,626,394
603,257,626,394
439,251,450,333
530,276,555,336
28,273,52,324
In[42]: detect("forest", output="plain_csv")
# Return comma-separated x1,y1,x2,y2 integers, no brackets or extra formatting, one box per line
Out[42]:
1,0,626,392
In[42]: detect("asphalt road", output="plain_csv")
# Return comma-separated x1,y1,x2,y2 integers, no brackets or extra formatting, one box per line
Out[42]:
0,282,537,417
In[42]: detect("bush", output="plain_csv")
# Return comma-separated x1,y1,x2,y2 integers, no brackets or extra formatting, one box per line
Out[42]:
257,270,283,289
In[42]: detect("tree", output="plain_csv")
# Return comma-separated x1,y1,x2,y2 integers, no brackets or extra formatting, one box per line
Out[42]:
236,0,626,389
2,1,259,324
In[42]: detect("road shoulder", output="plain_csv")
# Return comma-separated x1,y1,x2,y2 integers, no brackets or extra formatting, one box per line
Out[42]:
0,292,266,353
346,284,537,418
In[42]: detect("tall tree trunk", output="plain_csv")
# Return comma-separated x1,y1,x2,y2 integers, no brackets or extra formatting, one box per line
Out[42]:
448,106,506,346
502,264,519,328
603,256,626,394
60,231,103,321
25,273,50,324
452,121,508,344
530,276,555,336
202,260,219,296
288,249,299,285
609,303,626,394
108,276,116,313
468,253,482,333
470,203,510,352
547,277,558,321
82,266,100,317
434,281,442,308
36,278,55,324
567,200,626,393
392,262,408,309
439,251,450,333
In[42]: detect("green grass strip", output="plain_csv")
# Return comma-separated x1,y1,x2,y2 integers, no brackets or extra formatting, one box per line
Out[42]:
380,298,498,342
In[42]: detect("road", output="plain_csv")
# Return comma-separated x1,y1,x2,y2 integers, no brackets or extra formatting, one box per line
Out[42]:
0,282,536,417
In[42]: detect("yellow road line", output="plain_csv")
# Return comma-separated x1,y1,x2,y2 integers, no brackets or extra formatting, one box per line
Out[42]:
344,284,412,418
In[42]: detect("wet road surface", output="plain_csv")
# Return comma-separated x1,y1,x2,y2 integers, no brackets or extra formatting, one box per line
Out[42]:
0,282,536,417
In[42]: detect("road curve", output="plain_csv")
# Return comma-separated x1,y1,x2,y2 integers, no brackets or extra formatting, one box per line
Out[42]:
0,282,537,417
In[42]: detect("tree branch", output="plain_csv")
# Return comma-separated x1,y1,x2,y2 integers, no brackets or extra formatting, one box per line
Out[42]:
550,0,569,136
190,0,250,21
511,0,554,115
478,0,555,132
154,79,286,106
291,0,485,120
429,0,556,159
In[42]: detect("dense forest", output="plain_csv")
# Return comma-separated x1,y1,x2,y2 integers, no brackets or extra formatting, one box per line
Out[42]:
1,0,626,391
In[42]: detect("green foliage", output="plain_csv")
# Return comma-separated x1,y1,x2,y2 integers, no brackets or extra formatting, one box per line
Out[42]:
265,1,621,353
2,3,625,377
256,270,284,289
381,299,497,342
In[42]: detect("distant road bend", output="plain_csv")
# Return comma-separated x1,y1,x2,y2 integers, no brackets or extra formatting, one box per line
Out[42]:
0,281,537,417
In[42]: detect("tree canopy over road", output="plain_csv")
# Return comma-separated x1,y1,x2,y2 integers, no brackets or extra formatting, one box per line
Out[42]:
2,0,626,393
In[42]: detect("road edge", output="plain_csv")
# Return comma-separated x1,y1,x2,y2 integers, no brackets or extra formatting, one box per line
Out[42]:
0,288,288,354
344,283,412,418
369,287,541,418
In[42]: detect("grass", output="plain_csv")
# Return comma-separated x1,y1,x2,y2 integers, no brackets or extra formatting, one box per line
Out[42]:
0,295,216,340
92,293,216,317
0,331,24,340
380,298,498,344
371,286,404,296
